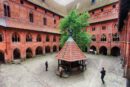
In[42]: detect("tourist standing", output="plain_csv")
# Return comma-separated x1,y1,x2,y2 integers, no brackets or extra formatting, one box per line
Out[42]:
59,66,64,77
100,67,106,84
45,61,48,71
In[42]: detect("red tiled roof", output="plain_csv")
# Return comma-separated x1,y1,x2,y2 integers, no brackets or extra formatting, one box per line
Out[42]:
56,37,86,62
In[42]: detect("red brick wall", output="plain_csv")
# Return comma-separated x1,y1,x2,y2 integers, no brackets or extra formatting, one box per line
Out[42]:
0,0,61,63
87,2,120,55
120,12,130,79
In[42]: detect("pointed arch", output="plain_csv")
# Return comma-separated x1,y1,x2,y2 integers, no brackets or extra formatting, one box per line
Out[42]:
12,32,20,42
53,45,57,52
26,33,32,42
35,46,43,55
26,48,33,58
13,48,21,59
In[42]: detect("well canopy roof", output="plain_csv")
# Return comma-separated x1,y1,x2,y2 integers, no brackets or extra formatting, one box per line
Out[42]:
56,37,86,62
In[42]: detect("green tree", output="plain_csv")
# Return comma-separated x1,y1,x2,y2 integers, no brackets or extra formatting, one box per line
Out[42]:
60,10,91,51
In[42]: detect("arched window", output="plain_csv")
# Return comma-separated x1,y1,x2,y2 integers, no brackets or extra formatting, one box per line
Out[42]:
12,32,20,42
53,35,56,42
26,33,32,42
112,33,120,41
37,34,41,42
3,2,11,17
101,34,107,41
0,33,3,42
92,35,96,41
29,12,33,22
46,35,49,42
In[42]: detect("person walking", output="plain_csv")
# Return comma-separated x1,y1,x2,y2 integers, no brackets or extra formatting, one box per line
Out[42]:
45,61,48,71
100,67,106,84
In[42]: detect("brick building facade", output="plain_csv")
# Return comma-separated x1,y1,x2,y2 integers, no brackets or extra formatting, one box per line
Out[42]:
86,1,120,56
0,0,62,63
118,0,130,86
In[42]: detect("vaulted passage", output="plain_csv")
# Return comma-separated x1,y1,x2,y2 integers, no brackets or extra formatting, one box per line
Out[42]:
0,51,4,63
36,46,43,55
90,46,96,51
111,47,120,56
53,45,57,52
13,48,21,59
26,48,33,58
99,46,107,55
45,46,50,53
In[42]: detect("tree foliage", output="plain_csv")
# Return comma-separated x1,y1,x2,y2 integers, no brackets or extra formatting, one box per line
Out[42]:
59,10,91,51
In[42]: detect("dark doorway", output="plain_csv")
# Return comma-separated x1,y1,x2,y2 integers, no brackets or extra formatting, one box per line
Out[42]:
36,46,43,55
90,46,96,51
90,46,96,54
26,48,33,58
111,47,120,56
53,45,57,52
45,46,50,53
13,48,21,59
99,46,107,55
0,51,4,63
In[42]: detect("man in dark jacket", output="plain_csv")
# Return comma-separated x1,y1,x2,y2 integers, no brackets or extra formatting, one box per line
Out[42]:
45,61,48,71
100,67,106,84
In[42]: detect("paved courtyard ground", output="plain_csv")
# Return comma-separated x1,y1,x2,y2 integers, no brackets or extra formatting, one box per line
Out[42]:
0,53,126,87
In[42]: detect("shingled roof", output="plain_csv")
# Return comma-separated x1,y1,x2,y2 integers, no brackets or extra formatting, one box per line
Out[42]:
56,37,86,62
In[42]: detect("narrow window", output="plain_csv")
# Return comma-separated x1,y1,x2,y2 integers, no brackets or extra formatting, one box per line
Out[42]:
0,33,3,42
20,0,24,4
4,3,11,17
54,19,56,24
46,35,49,42
113,5,116,8
29,12,33,22
102,26,106,30
101,8,104,12
53,36,56,42
43,17,47,25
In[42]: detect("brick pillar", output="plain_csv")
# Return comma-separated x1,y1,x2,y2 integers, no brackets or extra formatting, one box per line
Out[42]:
107,48,111,55
21,49,26,61
32,48,35,58
97,47,99,54
43,46,45,55
51,47,53,53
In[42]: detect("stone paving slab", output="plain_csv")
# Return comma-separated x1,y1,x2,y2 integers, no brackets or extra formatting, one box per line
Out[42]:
0,53,126,87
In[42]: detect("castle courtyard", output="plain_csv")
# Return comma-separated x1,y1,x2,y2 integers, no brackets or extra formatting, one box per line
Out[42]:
0,53,126,87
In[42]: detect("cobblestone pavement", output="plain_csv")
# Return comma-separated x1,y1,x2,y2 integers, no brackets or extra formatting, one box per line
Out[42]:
0,53,126,87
